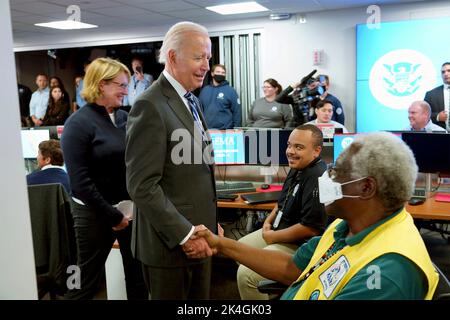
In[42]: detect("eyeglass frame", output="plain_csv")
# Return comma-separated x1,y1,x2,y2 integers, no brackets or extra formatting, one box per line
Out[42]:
110,80,129,90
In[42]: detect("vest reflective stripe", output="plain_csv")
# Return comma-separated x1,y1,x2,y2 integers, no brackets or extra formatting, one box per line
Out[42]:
293,209,438,300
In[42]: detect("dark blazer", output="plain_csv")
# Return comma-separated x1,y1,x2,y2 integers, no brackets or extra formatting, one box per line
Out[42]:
424,85,445,129
27,167,71,194
125,73,217,268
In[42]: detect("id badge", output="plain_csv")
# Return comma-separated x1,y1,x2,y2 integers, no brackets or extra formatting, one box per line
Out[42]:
273,210,283,228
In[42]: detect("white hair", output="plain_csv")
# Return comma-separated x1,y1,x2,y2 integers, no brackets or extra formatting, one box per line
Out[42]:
410,100,432,118
159,21,209,64
337,132,418,210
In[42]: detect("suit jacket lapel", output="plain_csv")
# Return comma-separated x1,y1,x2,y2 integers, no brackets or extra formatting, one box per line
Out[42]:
158,74,212,161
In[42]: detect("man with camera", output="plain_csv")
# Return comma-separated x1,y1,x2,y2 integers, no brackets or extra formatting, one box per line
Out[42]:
276,71,324,127
123,56,153,108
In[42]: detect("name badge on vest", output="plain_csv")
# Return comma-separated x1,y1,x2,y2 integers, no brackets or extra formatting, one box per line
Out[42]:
319,255,350,298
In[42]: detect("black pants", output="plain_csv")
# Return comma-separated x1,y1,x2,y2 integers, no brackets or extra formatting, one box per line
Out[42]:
142,259,212,300
65,201,148,300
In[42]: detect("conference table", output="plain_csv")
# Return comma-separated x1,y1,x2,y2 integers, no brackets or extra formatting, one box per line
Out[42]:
218,193,450,221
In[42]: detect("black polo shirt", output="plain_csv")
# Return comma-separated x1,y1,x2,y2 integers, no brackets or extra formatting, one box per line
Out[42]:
274,157,327,237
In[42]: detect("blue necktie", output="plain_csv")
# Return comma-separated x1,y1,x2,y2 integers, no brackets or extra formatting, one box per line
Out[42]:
184,92,208,141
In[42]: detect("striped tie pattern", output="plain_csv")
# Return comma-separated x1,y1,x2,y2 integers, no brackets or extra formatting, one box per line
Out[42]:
184,92,208,141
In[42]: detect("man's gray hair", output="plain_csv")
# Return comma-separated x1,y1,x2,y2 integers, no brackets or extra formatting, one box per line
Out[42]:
159,21,209,64
337,132,418,210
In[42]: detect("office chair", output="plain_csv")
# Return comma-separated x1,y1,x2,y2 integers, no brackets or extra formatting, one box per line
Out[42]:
257,279,287,299
432,262,450,300
27,183,76,299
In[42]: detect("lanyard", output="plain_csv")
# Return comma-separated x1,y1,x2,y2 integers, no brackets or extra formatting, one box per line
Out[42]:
299,241,346,283
279,172,300,212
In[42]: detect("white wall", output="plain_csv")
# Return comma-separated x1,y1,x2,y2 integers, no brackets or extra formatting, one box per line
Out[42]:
1,1,37,299
13,1,450,132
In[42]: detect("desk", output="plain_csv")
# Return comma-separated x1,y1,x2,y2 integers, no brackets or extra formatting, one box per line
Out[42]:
218,193,276,211
406,197,450,221
219,194,450,221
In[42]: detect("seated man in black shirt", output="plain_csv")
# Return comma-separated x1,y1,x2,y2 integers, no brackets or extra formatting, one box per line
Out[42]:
237,124,327,299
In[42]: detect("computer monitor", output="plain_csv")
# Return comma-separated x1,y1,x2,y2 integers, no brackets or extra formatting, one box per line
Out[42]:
333,132,403,163
315,123,343,139
244,129,292,165
401,132,450,175
333,133,357,163
20,129,50,159
209,129,245,165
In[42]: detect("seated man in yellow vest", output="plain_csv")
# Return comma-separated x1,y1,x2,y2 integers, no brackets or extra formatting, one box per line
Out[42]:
194,132,438,299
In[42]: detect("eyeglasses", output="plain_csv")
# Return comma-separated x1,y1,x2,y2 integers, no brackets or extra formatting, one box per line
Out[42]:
327,163,338,179
111,81,128,90
262,86,273,89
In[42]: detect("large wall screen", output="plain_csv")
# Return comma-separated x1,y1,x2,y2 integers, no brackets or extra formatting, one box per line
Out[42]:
356,17,450,132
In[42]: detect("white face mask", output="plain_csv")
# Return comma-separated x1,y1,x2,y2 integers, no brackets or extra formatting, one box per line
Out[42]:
318,170,367,206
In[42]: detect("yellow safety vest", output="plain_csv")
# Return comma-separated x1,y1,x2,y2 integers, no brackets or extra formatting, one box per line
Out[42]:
293,208,438,300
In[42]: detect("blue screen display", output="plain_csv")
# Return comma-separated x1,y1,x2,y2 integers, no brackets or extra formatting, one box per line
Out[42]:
333,134,357,163
356,17,450,132
209,129,245,165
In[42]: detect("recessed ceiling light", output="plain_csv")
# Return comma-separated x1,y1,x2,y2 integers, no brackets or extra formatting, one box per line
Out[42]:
269,13,291,20
34,20,98,30
206,1,268,15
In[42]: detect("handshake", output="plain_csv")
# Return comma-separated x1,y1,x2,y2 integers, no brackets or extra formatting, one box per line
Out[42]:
182,224,224,259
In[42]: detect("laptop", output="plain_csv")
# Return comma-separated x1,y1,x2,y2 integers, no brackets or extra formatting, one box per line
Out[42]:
240,191,281,204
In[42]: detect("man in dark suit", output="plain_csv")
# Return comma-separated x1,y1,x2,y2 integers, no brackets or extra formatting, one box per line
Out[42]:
424,62,450,130
125,21,217,300
26,139,71,193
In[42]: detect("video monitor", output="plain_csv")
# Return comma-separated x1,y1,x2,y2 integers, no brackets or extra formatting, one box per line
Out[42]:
401,132,450,175
20,129,50,159
209,129,245,165
356,17,450,132
244,129,292,166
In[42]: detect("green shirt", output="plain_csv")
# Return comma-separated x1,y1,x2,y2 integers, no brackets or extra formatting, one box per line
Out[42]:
281,209,427,300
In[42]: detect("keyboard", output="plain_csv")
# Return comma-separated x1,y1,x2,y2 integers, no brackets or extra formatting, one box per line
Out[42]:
216,182,256,194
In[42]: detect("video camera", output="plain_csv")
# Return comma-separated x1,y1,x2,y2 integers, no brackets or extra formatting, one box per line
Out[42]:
292,70,326,105
291,70,327,124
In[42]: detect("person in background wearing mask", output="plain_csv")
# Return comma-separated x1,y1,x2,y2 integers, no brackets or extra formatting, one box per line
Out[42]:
123,56,153,108
405,100,446,132
195,132,439,300
199,64,241,129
